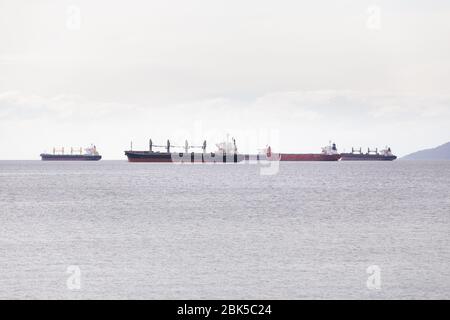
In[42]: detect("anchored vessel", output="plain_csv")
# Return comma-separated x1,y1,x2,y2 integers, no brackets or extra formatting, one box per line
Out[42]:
340,147,397,161
125,138,245,163
40,145,101,161
249,143,341,161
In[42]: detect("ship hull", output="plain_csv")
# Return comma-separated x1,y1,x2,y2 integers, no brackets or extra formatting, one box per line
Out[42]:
40,154,102,161
279,153,341,161
125,151,245,163
245,153,341,161
340,154,397,161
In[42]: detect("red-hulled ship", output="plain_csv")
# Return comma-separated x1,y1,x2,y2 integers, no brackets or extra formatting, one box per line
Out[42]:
253,143,341,161
125,138,245,163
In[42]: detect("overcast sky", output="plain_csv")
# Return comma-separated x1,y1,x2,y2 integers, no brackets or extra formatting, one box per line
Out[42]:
1,0,449,159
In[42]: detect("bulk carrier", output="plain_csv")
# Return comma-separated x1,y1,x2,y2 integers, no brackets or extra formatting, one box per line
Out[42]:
125,138,245,163
278,142,341,161
40,145,101,161
248,143,341,161
340,147,397,161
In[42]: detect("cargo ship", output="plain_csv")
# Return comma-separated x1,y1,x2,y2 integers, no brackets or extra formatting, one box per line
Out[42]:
249,142,341,161
40,145,101,161
125,138,245,163
340,147,397,161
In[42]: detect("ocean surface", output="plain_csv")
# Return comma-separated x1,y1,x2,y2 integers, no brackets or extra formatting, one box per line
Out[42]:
0,160,449,299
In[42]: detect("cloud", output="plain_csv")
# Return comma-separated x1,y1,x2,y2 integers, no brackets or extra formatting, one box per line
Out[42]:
0,91,143,121
0,90,449,159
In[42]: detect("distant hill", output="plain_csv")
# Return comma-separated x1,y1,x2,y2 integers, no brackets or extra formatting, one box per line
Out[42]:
402,142,450,160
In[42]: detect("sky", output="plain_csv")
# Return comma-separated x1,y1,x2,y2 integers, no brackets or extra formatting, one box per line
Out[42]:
1,0,449,159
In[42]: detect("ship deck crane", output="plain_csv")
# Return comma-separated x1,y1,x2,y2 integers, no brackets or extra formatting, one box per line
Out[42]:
147,139,207,153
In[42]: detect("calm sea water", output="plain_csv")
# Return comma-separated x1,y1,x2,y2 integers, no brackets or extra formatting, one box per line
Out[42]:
0,160,449,299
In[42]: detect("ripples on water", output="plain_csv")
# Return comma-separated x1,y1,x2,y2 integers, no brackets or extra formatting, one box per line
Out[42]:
0,160,449,299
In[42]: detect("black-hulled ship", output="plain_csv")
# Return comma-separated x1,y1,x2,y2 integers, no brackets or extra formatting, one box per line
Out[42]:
125,138,245,163
40,145,101,161
340,147,397,161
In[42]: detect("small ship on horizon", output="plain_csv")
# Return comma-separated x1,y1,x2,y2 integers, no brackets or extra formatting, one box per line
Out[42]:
340,147,397,161
246,142,341,161
40,145,102,161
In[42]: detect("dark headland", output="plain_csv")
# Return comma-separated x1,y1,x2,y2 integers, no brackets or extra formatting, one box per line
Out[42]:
402,141,450,160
